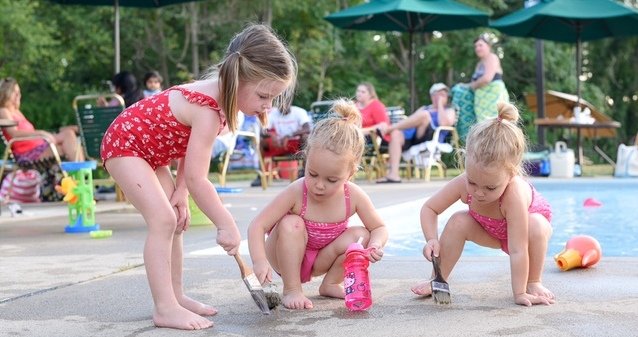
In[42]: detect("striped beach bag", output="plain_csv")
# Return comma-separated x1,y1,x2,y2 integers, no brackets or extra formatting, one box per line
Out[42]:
0,169,42,203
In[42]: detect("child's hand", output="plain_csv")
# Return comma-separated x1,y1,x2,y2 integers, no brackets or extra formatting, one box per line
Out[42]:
367,246,384,262
253,260,273,284
170,189,190,232
514,293,555,306
422,239,440,261
216,226,241,256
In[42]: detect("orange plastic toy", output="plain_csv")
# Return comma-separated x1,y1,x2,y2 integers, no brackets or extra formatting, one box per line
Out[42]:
554,235,602,271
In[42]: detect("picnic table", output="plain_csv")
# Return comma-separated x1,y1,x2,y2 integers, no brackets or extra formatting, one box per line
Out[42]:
534,118,621,166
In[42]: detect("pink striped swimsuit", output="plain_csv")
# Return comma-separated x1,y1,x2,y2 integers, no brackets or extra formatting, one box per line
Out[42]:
468,183,552,254
298,179,350,282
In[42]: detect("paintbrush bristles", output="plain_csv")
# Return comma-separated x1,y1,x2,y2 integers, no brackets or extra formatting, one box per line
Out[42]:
243,274,271,314
249,290,271,314
431,256,451,305
431,281,451,305
234,255,271,314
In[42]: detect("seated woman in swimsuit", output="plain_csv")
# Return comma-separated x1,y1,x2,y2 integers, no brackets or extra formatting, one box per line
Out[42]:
0,77,84,162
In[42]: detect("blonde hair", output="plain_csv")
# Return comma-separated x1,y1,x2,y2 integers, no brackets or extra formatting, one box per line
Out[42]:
304,99,365,173
204,24,297,132
0,77,18,108
464,101,527,176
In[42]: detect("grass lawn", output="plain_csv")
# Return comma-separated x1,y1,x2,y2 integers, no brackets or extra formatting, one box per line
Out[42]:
580,164,615,177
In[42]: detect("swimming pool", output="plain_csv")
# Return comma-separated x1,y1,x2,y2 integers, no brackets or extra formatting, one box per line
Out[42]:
361,179,638,257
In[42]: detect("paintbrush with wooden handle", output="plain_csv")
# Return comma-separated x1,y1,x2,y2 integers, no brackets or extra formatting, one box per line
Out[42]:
234,254,271,314
431,255,451,305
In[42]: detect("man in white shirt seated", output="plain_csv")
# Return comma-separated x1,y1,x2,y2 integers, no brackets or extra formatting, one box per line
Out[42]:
376,83,456,183
251,105,311,186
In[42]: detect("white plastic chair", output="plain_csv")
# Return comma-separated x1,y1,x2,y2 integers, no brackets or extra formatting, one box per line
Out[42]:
401,126,461,181
216,130,268,189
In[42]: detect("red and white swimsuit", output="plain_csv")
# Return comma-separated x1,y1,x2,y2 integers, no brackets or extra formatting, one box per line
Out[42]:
101,86,225,170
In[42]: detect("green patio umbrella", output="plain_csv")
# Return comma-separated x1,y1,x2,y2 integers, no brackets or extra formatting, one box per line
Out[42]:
491,0,638,106
50,0,202,74
325,0,489,112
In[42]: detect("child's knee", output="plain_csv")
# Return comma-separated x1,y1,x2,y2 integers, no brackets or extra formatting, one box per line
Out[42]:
446,211,473,231
347,226,370,242
529,214,552,239
276,214,306,237
148,210,178,233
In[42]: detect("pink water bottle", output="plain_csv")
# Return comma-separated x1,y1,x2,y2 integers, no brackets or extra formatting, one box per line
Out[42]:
343,238,372,311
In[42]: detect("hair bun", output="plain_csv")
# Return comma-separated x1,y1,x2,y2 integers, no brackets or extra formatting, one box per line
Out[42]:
497,101,519,123
331,99,362,126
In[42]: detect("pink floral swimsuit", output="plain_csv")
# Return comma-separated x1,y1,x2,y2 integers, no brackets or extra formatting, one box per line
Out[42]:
468,183,552,254
299,179,350,283
101,86,225,170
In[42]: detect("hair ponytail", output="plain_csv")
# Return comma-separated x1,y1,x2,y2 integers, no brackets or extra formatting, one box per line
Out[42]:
218,53,241,131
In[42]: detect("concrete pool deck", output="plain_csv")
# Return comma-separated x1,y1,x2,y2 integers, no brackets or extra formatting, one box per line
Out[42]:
1,177,637,337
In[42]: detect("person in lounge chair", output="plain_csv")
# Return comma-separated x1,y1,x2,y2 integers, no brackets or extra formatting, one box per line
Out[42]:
376,83,456,183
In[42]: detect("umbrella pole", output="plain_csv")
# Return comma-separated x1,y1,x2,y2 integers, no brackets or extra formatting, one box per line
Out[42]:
575,33,581,108
575,30,583,170
114,0,120,74
535,39,546,146
409,31,415,113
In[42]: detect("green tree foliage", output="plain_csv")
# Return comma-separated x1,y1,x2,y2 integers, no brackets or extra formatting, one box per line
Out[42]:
0,0,635,162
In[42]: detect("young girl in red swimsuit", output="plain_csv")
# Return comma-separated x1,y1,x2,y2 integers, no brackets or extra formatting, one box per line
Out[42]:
101,24,297,330
411,102,555,307
247,100,388,310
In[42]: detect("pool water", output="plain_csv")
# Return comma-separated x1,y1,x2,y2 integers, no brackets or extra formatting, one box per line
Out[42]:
369,179,638,257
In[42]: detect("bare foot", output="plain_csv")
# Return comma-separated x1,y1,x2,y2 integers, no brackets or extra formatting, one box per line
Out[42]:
282,290,313,309
411,281,433,296
527,282,555,300
178,295,218,316
318,282,345,299
153,305,213,330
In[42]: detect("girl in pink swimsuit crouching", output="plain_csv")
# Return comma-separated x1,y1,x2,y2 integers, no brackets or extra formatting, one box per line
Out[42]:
248,99,388,310
412,101,555,307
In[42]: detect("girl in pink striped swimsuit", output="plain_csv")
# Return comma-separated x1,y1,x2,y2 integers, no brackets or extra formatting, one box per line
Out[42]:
412,101,555,307
248,100,388,310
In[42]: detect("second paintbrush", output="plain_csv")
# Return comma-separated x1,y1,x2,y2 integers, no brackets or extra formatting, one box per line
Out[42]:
431,255,451,305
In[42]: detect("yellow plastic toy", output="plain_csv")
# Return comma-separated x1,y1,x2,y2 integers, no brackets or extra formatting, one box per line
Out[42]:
554,235,602,271
55,176,79,204
90,230,113,239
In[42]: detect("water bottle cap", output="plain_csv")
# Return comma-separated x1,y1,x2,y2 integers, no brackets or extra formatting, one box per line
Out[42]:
347,242,364,252
347,237,365,252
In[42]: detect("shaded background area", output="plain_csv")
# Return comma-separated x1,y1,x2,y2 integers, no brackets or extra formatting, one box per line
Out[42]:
0,0,636,161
